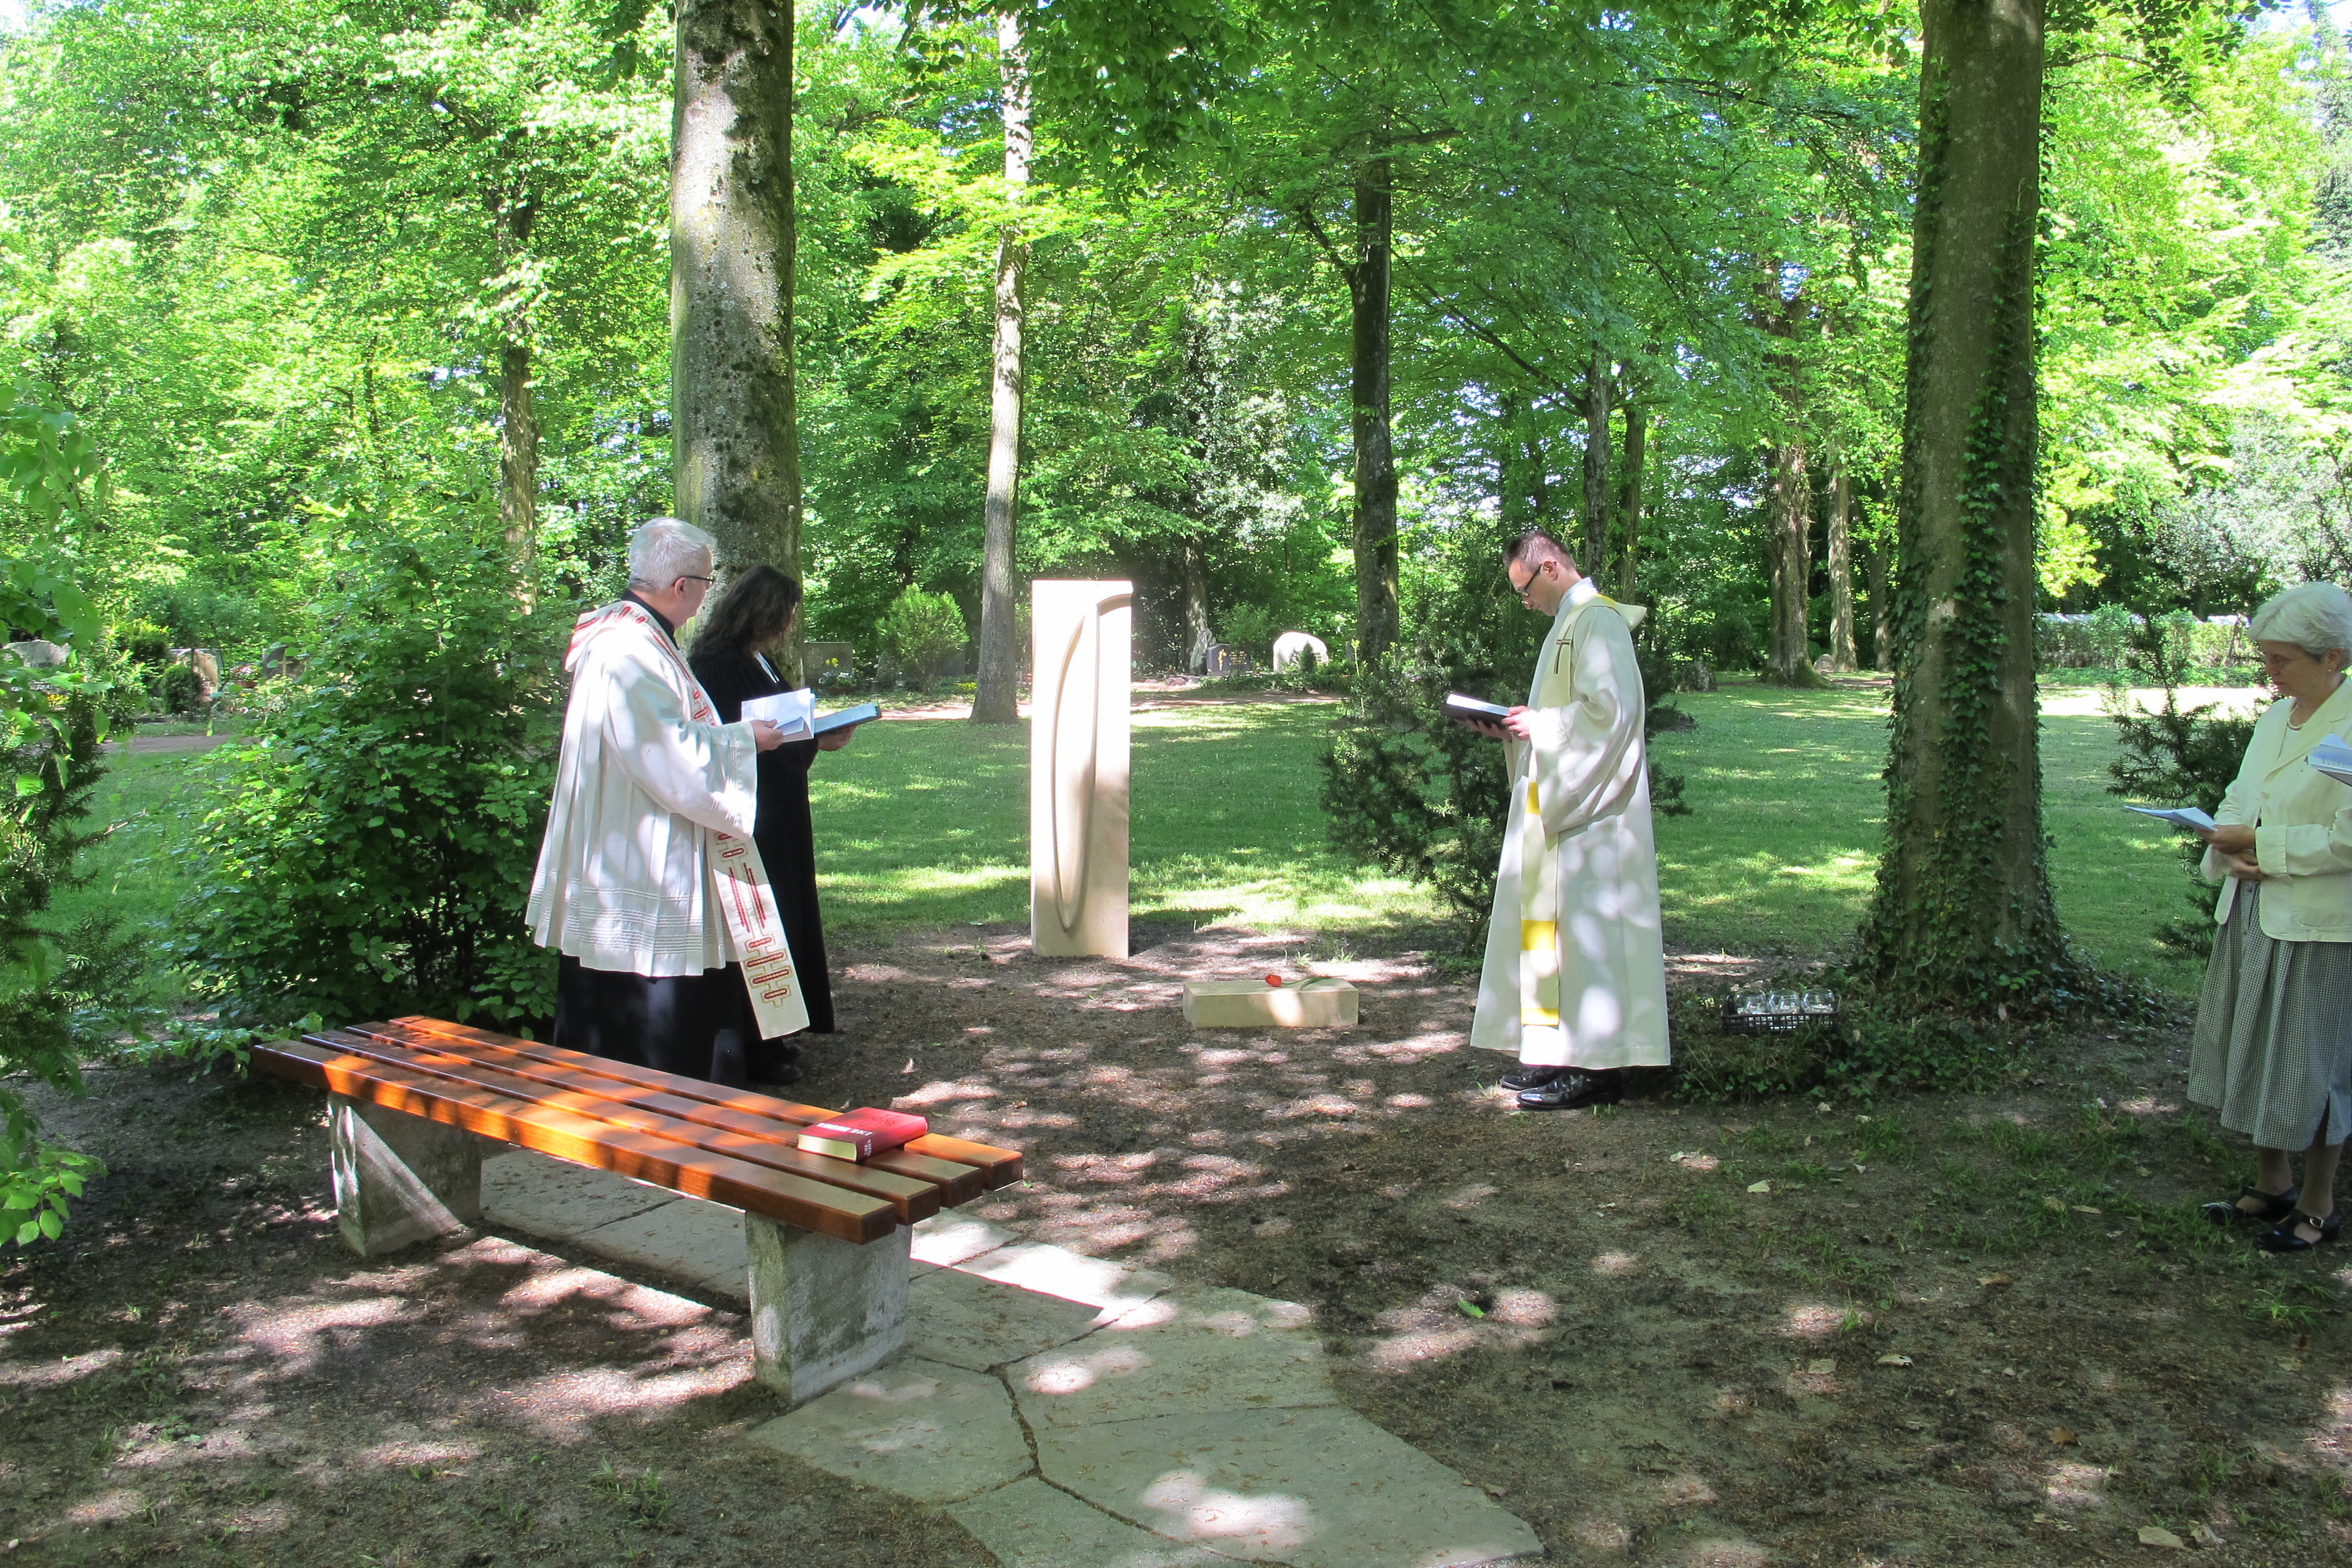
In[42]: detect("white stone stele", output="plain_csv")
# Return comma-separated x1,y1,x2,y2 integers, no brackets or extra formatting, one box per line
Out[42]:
328,1094,482,1255
1182,978,1358,1028
1030,579,1132,959
1270,630,1329,671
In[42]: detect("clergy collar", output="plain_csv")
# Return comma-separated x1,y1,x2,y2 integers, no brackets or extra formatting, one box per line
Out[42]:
622,589,676,642
1565,576,1601,607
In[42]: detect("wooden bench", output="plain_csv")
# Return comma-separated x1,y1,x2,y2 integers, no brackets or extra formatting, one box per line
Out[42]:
251,1015,1021,1403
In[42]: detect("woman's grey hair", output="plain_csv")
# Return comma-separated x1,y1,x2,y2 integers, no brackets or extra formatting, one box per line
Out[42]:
2249,581,2352,662
626,517,716,590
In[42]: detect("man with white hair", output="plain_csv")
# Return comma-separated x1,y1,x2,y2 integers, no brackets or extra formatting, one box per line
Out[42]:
527,518,810,1085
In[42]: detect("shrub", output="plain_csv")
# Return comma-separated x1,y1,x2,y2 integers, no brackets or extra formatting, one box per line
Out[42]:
113,618,173,667
1218,604,1280,664
152,661,203,715
880,587,967,688
2104,615,2262,958
173,537,565,1032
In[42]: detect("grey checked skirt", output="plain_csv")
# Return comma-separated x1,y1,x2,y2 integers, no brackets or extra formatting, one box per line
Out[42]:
2189,883,2352,1150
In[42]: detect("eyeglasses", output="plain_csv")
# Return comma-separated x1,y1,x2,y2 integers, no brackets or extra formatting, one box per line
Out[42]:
1508,564,1545,603
674,574,714,587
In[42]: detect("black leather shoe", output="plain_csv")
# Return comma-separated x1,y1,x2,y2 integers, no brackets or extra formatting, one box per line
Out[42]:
2202,1184,2298,1226
1516,1070,1624,1111
2258,1208,2341,1253
1500,1064,1570,1093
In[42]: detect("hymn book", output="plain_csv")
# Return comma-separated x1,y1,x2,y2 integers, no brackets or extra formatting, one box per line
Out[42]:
813,702,882,737
2313,734,2352,788
1444,693,1512,728
796,1107,928,1162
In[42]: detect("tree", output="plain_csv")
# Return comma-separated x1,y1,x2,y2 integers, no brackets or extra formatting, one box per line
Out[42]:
1861,0,2075,1008
671,0,801,601
972,10,1030,724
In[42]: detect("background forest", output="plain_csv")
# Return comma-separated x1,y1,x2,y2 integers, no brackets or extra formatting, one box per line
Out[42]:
7,0,2352,1237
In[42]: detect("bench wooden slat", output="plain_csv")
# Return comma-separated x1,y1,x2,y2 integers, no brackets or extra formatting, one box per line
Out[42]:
253,1039,897,1244
306,1028,945,1225
342,1020,989,1205
382,1015,1024,1188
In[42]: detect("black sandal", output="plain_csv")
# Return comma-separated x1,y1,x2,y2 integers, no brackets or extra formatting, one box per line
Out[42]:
2259,1208,2341,1253
2201,1184,2299,1226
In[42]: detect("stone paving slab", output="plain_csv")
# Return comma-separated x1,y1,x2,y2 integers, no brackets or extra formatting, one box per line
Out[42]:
961,1241,1173,1315
481,1148,676,1237
908,1264,1105,1373
950,1478,1242,1568
571,1195,748,1300
747,1358,1032,1505
1036,1407,1543,1568
1011,1288,1333,1429
910,1208,1016,1268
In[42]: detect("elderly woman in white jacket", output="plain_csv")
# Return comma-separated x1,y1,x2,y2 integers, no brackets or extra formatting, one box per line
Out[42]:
2192,580,2352,1251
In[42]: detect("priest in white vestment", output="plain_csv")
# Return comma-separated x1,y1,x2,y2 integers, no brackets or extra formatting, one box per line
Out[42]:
1466,529,1670,1110
527,517,808,1086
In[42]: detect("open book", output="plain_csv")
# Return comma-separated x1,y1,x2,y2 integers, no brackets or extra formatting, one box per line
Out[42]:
2313,733,2352,788
741,689,815,738
1444,692,1512,728
2124,805,2216,832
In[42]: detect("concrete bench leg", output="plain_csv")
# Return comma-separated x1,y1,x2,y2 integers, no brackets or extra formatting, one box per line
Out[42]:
329,1095,482,1256
745,1214,911,1406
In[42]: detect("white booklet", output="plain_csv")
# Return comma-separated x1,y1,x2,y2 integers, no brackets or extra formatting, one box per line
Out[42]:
2313,733,2352,788
741,689,814,738
2124,805,2217,831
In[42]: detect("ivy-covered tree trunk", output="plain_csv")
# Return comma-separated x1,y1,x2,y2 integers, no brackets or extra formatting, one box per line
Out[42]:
670,0,799,599
1764,438,1812,682
494,193,538,574
1349,153,1399,663
1580,347,1611,574
1614,397,1647,596
1863,0,2075,1008
973,11,1030,725
1868,541,1894,672
1827,463,1857,671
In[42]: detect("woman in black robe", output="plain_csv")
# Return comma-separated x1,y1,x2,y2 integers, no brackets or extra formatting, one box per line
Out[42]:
687,567,849,1074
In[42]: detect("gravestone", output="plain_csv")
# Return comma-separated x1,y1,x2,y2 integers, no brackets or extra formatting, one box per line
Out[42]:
5,640,67,669
805,641,854,684
1271,631,1328,671
1204,643,1249,678
1030,581,1131,959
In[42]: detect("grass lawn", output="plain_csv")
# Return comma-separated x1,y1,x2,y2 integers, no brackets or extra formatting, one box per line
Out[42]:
61,687,2253,999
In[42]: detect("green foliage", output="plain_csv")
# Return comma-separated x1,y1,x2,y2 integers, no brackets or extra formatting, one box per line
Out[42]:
2104,614,2262,957
1669,992,2043,1104
150,663,204,716
174,536,564,1032
880,587,968,689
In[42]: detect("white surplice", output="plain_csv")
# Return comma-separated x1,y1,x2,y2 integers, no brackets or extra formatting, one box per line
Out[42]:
527,601,763,978
1469,578,1671,1070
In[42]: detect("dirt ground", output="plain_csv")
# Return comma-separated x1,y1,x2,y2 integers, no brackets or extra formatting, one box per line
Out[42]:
7,925,2352,1567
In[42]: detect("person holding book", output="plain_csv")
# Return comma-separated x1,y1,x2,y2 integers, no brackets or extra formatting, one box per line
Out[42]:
691,565,854,1057
2188,580,2352,1251
1461,529,1671,1109
526,518,808,1088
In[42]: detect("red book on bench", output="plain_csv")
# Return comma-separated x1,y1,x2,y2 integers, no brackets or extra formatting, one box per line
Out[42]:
796,1107,930,1162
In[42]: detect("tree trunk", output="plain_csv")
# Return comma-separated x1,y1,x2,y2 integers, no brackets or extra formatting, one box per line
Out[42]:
1348,154,1399,664
1614,396,1646,598
493,195,538,576
972,11,1030,724
1862,0,2071,1008
1868,538,1894,671
671,0,799,614
1764,440,1813,683
1827,462,1857,671
1181,539,1211,673
1580,346,1611,574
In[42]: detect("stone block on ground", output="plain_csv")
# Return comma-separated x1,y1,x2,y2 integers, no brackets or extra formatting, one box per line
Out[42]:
329,1094,482,1256
747,1358,1032,1505
1182,979,1357,1028
1011,1287,1333,1429
950,1477,1237,1568
960,1241,1173,1315
480,1148,675,1239
910,1207,1015,1268
572,1194,747,1299
908,1264,1104,1373
747,1216,910,1406
1037,1407,1542,1568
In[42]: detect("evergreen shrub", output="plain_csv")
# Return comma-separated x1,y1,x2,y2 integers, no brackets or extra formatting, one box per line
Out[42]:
880,587,967,688
174,538,565,1032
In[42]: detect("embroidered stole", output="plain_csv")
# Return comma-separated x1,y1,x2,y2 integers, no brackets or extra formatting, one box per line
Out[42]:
577,603,809,1039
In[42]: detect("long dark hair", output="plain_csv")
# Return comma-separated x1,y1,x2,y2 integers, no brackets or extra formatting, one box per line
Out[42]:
690,564,803,659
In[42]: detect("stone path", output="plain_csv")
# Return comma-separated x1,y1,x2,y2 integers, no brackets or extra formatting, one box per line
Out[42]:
480,1150,1540,1567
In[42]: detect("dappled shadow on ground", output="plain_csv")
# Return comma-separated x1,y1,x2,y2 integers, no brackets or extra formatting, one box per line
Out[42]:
0,1072,978,1567
806,924,2352,1565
